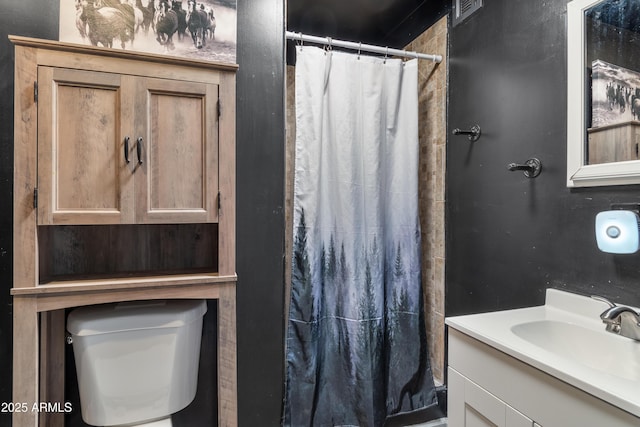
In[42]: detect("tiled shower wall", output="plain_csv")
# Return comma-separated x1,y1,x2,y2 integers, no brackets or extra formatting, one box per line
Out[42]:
408,16,447,384
285,16,448,384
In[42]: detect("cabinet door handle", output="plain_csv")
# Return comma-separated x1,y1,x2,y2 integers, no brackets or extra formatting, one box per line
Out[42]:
124,136,130,164
136,137,143,165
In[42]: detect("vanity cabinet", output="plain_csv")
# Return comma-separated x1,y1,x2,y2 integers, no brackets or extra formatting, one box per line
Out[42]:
447,328,640,427
11,36,237,427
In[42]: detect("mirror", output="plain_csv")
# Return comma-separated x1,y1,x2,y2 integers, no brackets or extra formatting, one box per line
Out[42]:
567,0,640,187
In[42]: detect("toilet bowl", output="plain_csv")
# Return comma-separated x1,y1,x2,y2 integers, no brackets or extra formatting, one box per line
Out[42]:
67,299,207,427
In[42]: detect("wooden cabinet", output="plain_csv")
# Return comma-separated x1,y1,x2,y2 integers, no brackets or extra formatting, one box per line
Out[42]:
11,36,237,427
38,66,219,225
587,121,640,164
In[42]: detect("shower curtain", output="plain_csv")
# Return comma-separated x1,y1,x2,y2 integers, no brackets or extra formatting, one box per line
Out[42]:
284,46,437,427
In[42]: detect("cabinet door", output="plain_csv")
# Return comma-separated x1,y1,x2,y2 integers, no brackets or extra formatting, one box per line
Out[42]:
37,67,135,225
133,77,219,223
506,406,535,427
464,373,506,427
448,368,534,427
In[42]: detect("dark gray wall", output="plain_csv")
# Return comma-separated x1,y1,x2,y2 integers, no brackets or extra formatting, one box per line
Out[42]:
286,0,449,48
0,1,285,426
236,0,286,425
447,0,640,318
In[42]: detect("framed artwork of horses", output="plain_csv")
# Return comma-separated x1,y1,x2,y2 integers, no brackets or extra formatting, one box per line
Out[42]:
60,0,237,64
591,59,640,128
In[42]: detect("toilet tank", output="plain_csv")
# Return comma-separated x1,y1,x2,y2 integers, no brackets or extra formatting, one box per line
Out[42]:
67,299,207,426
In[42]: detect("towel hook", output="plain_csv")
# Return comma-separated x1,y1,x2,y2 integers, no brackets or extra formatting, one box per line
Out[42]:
452,124,481,142
507,158,542,178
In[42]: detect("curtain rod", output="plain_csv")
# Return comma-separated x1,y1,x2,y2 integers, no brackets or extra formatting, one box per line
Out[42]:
285,31,442,63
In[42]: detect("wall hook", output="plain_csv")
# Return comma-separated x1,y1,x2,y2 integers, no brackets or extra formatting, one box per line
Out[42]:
507,158,542,178
452,124,481,142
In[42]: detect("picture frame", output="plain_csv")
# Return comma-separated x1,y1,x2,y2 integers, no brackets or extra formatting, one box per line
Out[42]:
591,59,640,128
60,0,237,64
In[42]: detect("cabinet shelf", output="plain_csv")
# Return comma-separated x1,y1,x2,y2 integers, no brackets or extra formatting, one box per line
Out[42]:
11,272,237,312
38,268,220,285
13,271,236,294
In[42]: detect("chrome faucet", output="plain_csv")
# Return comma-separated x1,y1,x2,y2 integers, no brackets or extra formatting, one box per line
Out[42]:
591,295,640,341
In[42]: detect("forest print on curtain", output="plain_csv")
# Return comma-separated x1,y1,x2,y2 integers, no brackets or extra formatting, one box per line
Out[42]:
283,46,437,426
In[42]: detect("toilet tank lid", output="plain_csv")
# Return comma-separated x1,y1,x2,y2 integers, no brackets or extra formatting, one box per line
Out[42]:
67,299,207,336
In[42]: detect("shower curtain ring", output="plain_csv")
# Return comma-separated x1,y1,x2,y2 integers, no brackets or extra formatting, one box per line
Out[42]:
326,37,332,53
358,42,362,59
384,46,388,63
298,32,303,48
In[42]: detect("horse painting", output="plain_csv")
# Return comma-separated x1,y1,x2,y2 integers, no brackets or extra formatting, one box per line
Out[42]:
186,0,213,49
154,0,178,51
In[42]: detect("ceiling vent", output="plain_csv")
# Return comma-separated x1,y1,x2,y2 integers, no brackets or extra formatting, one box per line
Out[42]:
453,0,483,27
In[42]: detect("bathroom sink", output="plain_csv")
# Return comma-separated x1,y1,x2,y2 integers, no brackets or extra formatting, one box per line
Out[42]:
446,289,640,417
511,319,640,381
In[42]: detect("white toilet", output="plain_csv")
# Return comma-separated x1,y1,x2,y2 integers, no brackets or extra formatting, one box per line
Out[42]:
67,299,208,427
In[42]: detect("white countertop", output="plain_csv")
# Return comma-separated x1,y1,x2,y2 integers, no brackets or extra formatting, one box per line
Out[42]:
446,289,640,417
